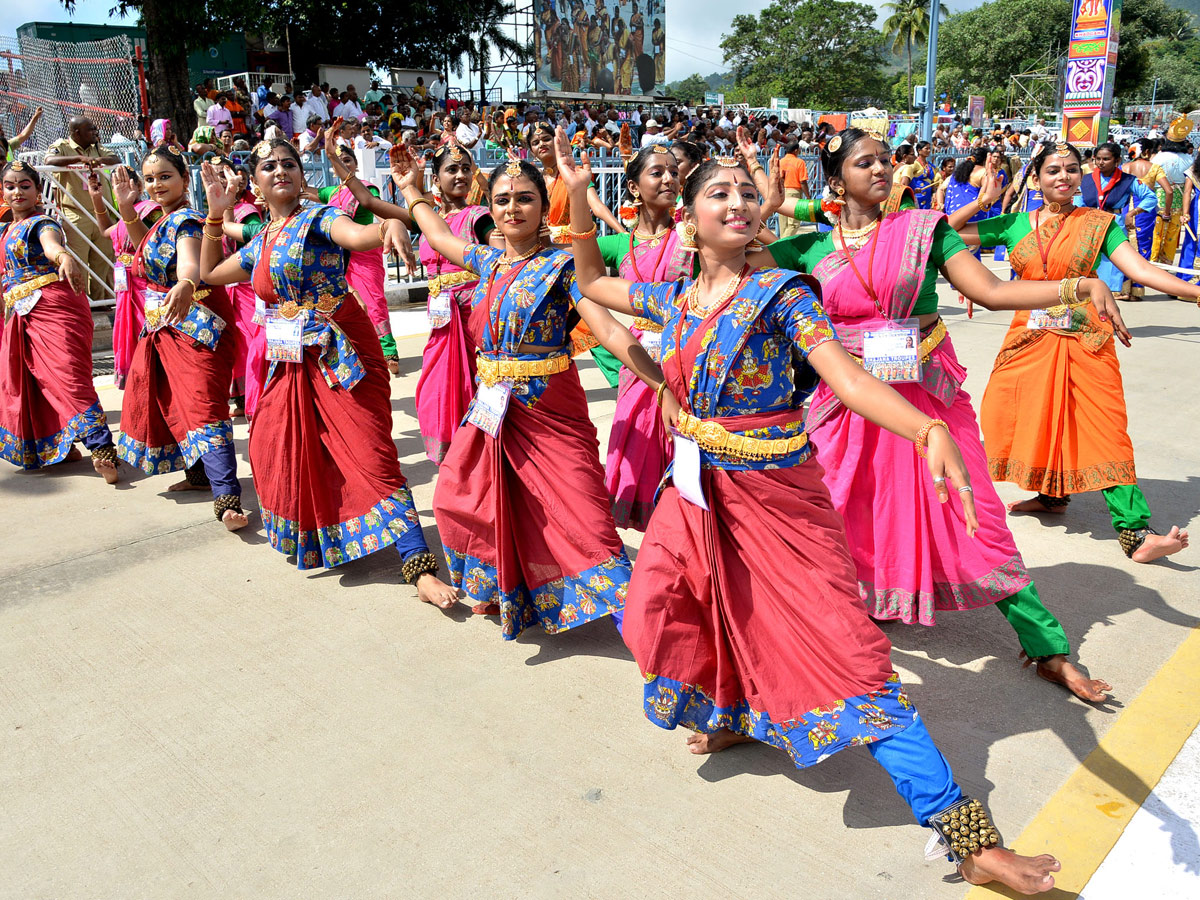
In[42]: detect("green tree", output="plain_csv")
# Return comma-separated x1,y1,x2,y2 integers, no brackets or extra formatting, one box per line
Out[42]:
668,74,712,104
720,0,887,109
881,0,948,113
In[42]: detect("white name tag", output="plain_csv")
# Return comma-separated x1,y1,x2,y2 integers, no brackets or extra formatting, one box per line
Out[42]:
113,264,129,292
11,290,41,316
467,381,512,438
264,309,304,362
671,432,709,511
1027,307,1075,331
253,297,266,326
428,291,452,329
639,329,663,363
144,289,168,330
862,320,921,383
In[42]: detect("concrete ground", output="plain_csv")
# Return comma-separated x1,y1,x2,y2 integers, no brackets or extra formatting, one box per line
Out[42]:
2,275,1198,899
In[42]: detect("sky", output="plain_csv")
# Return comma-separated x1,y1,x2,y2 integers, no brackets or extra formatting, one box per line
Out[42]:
4,0,985,91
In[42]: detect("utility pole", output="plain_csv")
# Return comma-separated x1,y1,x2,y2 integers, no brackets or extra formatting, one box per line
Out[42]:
922,0,940,141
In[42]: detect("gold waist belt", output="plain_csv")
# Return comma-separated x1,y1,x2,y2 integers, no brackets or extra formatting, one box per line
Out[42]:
276,294,340,319
850,318,947,366
428,271,478,295
476,353,570,387
675,410,808,462
116,252,135,266
4,272,59,309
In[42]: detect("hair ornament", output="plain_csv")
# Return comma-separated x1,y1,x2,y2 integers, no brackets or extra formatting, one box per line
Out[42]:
827,135,843,153
448,143,465,162
10,160,26,171
716,157,740,168
1055,142,1071,157
254,142,273,158
504,158,523,177
145,153,162,166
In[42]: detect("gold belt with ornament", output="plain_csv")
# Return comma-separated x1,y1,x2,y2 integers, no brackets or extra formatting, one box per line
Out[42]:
476,353,570,387
675,410,808,462
850,318,947,366
428,271,478,295
116,252,135,266
275,294,341,319
4,273,60,310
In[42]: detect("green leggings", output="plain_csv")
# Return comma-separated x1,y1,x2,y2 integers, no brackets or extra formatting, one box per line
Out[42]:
995,582,1070,659
1101,484,1152,532
379,331,398,360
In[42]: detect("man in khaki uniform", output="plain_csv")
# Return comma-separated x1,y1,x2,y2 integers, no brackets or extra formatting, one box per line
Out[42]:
45,117,120,299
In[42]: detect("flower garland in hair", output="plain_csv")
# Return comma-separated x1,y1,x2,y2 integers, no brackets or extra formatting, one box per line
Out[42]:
819,187,843,225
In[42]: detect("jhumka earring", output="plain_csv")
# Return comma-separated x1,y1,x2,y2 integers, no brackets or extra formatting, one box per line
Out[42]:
677,221,698,252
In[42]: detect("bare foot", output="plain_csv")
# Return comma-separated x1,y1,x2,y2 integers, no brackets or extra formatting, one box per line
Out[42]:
92,456,120,484
387,358,400,377
686,728,754,755
222,509,249,531
59,445,83,464
1131,526,1189,563
416,573,459,610
960,846,1059,894
1007,496,1067,515
1026,653,1112,702
168,479,208,492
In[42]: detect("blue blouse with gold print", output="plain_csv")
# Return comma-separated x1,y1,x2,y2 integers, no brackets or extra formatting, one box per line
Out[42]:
140,208,203,286
234,205,350,303
2,216,61,292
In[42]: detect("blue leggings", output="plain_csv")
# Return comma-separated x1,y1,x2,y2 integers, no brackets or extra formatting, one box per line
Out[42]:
193,445,240,499
393,513,433,564
868,717,963,824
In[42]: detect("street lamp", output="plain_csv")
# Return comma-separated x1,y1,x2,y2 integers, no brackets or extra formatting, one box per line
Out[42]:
922,0,940,141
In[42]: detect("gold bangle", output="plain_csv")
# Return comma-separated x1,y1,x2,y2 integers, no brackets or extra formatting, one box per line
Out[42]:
377,220,388,245
53,250,67,266
342,173,359,185
914,418,949,459
203,231,224,243
655,379,668,406
205,215,224,225
567,223,598,240
749,164,765,176
179,277,198,294
121,214,140,226
408,197,433,214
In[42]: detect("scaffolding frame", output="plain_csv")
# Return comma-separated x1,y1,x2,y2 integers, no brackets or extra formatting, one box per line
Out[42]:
470,2,535,104
1006,46,1063,119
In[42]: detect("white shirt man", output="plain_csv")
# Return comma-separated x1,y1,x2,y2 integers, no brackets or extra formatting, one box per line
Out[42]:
719,113,734,130
355,131,393,151
429,76,447,105
456,119,482,148
641,120,669,147
302,89,329,124
335,97,364,121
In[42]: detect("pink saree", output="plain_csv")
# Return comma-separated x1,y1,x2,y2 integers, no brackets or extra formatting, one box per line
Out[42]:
329,185,395,356
807,209,1030,625
226,199,264,413
414,206,487,463
110,199,158,387
605,230,690,530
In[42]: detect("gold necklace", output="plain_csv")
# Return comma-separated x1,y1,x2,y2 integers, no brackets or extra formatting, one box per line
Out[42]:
633,223,672,243
686,266,745,316
496,243,541,272
836,216,881,240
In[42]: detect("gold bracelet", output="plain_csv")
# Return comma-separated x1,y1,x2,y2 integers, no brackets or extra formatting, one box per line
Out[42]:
914,418,949,459
342,173,359,185
655,379,669,406
121,214,140,226
53,250,67,266
749,164,765,176
205,215,224,225
203,231,224,243
566,223,598,241
179,277,198,294
408,197,433,214
377,220,388,245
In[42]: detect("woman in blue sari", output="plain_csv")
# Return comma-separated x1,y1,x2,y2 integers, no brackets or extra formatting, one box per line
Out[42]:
389,143,667,641
554,129,1063,896
895,140,936,208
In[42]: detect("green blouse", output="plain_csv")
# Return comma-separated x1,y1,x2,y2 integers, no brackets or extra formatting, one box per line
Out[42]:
974,212,1127,259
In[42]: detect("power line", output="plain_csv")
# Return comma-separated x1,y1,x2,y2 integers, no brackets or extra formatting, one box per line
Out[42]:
666,41,725,69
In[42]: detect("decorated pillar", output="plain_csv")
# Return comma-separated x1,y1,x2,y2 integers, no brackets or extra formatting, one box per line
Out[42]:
1061,0,1122,146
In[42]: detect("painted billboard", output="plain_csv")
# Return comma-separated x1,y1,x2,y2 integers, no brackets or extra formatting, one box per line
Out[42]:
533,1,667,96
1061,0,1122,146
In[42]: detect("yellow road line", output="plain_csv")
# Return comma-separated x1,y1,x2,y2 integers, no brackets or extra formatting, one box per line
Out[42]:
965,625,1200,898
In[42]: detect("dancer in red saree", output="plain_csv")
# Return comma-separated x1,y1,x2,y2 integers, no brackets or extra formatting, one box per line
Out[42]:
198,141,458,607
391,142,663,640
111,148,247,527
1,161,118,481
559,130,1063,894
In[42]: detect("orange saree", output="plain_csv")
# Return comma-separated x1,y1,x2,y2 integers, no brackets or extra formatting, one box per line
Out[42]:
980,208,1136,496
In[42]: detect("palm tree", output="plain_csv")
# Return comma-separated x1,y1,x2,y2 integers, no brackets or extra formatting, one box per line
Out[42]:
882,0,949,113
461,0,530,104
